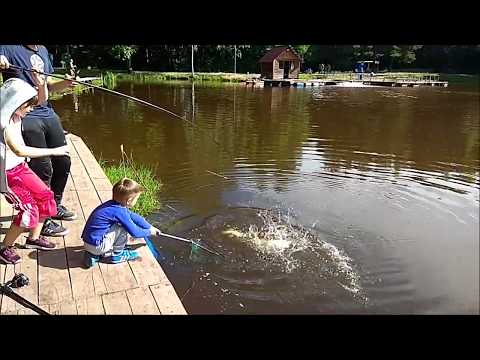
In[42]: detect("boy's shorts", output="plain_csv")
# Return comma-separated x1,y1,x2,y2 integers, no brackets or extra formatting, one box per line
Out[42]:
4,162,57,229
83,224,128,256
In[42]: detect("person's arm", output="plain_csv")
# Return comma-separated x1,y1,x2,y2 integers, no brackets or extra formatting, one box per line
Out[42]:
31,65,48,104
4,126,70,158
129,211,151,229
0,54,9,70
129,211,162,235
47,75,76,94
115,208,154,238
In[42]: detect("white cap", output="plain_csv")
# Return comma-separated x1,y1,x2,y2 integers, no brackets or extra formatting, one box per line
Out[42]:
0,78,37,130
0,78,37,193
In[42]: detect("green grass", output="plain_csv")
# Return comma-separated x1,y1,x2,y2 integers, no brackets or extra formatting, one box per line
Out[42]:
115,71,255,83
99,153,162,217
102,71,117,89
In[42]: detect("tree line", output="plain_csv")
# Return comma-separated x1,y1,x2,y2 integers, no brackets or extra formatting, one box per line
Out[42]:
48,45,480,74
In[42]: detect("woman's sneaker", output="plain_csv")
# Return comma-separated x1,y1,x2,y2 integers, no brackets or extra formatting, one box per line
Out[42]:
25,236,56,250
41,218,69,237
83,251,100,268
0,246,22,264
52,205,77,221
105,249,141,264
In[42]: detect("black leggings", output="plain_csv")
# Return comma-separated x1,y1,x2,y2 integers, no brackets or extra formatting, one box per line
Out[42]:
21,112,71,206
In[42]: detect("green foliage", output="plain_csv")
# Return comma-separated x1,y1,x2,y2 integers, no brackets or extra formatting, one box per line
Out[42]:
110,45,138,62
39,44,480,75
102,71,118,89
100,149,162,217
110,45,138,70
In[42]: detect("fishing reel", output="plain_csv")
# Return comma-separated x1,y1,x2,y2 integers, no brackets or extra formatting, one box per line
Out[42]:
68,59,80,80
5,273,30,289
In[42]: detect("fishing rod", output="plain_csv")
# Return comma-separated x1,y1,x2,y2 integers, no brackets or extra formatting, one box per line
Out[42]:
4,64,221,145
156,232,223,257
0,273,50,315
3,64,235,181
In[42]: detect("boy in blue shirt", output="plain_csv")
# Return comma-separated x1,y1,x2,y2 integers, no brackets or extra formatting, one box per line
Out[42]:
82,177,161,267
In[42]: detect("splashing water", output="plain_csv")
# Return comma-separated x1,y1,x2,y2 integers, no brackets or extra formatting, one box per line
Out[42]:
221,209,366,300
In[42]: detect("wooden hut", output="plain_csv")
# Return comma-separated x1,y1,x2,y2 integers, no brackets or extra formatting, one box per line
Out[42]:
259,46,302,80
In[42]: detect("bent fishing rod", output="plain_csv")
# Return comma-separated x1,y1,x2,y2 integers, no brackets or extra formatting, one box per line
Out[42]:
4,64,221,145
3,64,237,180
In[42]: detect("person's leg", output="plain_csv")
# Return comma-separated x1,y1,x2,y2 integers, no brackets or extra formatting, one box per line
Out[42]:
21,114,70,235
111,224,129,254
2,223,25,248
105,224,140,263
44,113,76,221
0,223,25,264
83,228,115,268
7,164,57,251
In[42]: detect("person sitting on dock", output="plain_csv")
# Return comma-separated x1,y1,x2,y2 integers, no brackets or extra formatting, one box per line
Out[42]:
0,78,70,264
81,177,162,267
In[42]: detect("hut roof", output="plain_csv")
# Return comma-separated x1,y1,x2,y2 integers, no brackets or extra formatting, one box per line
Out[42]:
258,46,302,63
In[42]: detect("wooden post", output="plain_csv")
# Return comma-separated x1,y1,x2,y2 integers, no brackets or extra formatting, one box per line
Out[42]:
234,45,237,74
191,45,195,78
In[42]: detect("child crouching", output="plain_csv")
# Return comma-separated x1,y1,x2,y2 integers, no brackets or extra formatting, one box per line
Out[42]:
81,177,161,267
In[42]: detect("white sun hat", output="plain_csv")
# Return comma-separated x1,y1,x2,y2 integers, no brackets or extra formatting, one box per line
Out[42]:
0,78,37,193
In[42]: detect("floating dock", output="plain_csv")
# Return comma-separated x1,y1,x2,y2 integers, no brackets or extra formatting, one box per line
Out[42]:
246,78,448,88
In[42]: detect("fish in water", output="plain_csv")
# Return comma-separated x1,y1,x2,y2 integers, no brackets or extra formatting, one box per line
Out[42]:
222,227,290,252
222,228,248,238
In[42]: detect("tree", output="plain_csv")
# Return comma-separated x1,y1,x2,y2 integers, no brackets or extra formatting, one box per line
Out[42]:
110,45,138,71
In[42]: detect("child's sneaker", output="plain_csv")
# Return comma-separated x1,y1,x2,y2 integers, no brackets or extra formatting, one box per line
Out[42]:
83,251,100,268
25,236,56,250
105,249,141,264
0,246,22,264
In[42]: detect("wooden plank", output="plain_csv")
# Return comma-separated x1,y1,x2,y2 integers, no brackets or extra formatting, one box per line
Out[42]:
48,303,60,315
91,264,108,295
1,265,18,314
0,262,6,314
0,197,11,314
91,176,114,191
127,238,165,287
102,291,132,315
97,190,112,204
98,261,138,293
150,283,187,315
17,307,38,315
13,248,39,312
76,296,105,315
59,299,78,315
61,183,107,296
61,189,96,300
126,287,160,315
70,136,109,181
69,157,96,192
76,190,102,220
38,249,73,305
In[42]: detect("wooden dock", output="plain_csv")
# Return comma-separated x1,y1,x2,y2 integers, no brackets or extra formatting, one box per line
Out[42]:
247,78,448,88
0,134,187,315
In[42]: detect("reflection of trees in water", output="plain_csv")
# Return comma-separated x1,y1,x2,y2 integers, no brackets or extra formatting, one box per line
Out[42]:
53,83,479,208
302,88,479,184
